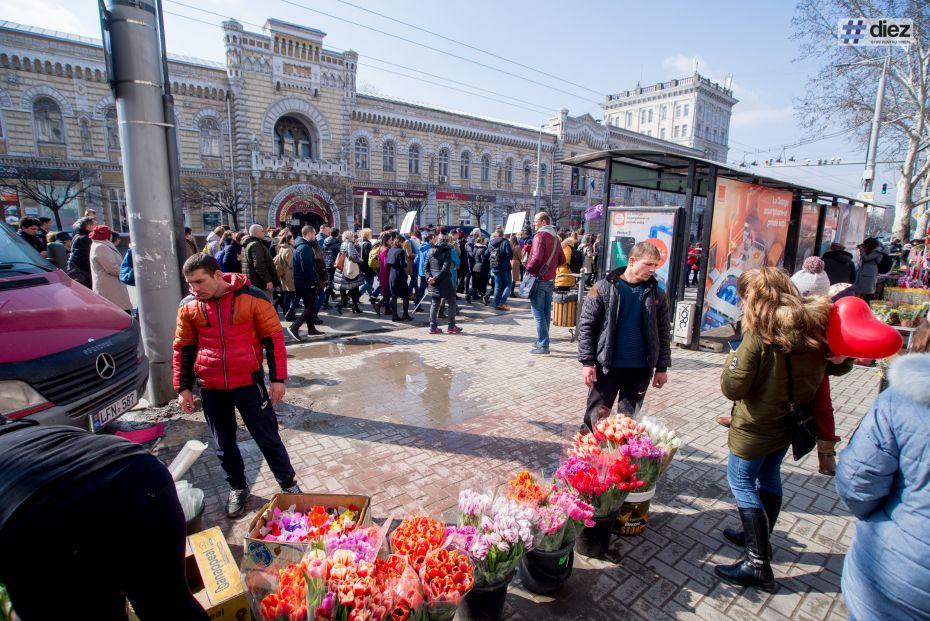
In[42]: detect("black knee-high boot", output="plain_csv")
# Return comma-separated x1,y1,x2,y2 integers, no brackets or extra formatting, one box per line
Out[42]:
715,507,775,592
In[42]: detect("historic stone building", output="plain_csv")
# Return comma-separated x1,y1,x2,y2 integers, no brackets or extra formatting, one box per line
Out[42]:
0,18,703,235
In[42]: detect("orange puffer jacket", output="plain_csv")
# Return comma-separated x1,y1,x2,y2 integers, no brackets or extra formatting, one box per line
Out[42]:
173,272,287,391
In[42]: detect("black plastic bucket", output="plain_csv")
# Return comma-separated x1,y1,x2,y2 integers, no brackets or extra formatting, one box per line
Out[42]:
574,510,620,558
461,570,515,621
518,543,574,594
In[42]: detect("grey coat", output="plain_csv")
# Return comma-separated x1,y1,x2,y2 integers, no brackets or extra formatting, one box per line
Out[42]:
577,268,672,373
333,241,363,291
424,242,455,299
854,245,884,295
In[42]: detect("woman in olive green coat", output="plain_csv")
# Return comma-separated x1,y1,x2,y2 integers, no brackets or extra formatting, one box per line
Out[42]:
715,267,852,592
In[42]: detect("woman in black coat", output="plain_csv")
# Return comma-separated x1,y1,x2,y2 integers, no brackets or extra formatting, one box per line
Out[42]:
469,236,491,304
386,236,412,321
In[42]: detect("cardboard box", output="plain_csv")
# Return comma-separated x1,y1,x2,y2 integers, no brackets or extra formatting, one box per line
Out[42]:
129,527,250,621
243,493,371,568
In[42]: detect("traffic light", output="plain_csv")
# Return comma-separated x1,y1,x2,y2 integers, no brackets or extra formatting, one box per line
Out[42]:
881,183,888,194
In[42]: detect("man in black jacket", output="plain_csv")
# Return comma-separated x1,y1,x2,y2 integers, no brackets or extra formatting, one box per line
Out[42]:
577,242,671,430
66,216,95,287
322,228,341,306
821,242,857,285
287,226,323,341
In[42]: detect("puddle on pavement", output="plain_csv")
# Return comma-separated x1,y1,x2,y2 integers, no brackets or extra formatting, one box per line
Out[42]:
287,338,394,359
289,348,476,425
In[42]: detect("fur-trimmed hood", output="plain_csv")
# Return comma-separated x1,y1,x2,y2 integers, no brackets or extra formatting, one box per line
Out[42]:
773,296,832,351
889,354,930,404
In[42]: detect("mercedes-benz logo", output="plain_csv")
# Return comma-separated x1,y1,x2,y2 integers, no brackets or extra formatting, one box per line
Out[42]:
95,353,116,379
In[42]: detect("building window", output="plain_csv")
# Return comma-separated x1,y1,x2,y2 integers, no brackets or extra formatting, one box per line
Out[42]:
647,108,653,122
539,163,547,190
682,124,688,137
274,116,312,159
660,128,666,139
640,109,647,123
660,104,668,120
199,118,222,158
504,158,514,184
675,103,682,118
481,155,491,181
626,111,633,126
460,151,470,179
523,161,531,187
79,118,93,155
438,148,449,178
354,137,369,170
105,107,120,150
673,126,679,138
33,97,64,144
382,140,395,172
408,144,420,174
683,103,690,117
107,187,129,233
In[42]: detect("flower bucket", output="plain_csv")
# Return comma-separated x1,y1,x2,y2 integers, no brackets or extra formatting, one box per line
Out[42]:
574,509,620,558
461,570,515,621
616,487,656,536
517,542,574,594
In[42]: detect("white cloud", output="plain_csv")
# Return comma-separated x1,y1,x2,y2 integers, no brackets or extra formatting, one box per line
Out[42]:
661,53,796,132
0,0,84,35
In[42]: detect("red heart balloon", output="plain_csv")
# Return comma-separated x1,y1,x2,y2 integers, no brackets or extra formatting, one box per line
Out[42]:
827,296,903,359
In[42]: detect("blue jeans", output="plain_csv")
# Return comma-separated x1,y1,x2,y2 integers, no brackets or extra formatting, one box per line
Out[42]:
726,446,789,509
359,275,375,298
492,270,512,307
529,279,555,349
414,275,429,306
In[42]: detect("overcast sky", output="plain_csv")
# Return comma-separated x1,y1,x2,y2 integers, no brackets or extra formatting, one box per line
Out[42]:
0,0,906,206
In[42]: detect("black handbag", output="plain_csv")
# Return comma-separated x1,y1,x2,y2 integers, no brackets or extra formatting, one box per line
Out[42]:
785,353,817,461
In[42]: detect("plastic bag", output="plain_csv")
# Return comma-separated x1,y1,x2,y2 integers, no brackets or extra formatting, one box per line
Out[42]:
388,514,447,573
174,480,204,523
418,546,474,621
375,554,425,621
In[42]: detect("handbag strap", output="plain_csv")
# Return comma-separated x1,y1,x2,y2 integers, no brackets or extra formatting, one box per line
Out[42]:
539,234,560,274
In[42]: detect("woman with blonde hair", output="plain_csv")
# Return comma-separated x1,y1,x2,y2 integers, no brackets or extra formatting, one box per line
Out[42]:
716,267,852,591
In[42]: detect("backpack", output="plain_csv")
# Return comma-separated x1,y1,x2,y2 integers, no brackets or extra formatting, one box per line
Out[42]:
119,249,135,286
570,246,584,273
877,252,893,274
367,242,382,270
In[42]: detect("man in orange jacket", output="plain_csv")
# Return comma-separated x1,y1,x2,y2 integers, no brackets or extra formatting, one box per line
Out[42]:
173,253,300,518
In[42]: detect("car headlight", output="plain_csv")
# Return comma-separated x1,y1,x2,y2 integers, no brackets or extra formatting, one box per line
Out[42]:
0,380,52,419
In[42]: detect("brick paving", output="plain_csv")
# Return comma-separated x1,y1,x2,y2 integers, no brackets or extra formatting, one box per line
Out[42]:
145,296,877,620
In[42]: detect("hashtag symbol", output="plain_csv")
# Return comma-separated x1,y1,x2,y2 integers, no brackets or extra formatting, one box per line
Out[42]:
841,19,865,44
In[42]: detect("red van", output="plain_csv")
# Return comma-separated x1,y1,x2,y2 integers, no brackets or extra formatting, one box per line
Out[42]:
0,221,148,431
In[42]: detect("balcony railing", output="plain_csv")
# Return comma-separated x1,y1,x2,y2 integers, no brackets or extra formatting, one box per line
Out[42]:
251,152,349,176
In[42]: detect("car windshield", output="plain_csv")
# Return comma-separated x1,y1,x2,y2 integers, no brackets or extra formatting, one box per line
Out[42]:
0,221,54,275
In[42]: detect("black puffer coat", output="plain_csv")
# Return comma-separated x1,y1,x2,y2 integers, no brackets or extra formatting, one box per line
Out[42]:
424,241,455,299
322,235,341,269
577,267,672,372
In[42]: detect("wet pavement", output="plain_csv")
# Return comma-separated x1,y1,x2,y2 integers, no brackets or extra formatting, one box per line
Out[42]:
135,304,874,620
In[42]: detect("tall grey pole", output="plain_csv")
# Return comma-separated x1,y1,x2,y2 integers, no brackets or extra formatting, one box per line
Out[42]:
862,52,890,194
534,126,542,213
102,0,183,405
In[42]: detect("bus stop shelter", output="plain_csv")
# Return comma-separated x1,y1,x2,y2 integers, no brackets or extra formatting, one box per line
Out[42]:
560,149,886,348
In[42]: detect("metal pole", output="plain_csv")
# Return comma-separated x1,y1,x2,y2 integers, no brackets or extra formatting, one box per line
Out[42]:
534,125,542,214
691,164,718,349
225,91,237,225
678,161,697,301
862,52,890,194
103,0,183,405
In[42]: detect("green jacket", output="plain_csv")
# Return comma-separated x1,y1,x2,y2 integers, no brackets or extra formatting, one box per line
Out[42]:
722,329,853,460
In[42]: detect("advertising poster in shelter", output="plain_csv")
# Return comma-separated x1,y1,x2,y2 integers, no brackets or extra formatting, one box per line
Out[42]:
606,207,677,291
836,203,867,252
820,205,840,254
701,178,792,333
797,202,820,262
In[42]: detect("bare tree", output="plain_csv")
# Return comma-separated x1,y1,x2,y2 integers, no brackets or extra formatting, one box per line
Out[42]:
183,181,249,230
793,0,929,240
460,200,490,229
547,199,570,228
915,173,930,236
0,165,99,230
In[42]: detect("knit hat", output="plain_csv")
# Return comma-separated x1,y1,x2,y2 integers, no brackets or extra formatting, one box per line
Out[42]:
803,256,825,274
89,225,113,241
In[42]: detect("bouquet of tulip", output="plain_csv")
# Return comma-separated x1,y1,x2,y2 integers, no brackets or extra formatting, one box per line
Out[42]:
258,550,333,621
374,554,425,621
418,547,475,621
325,526,382,564
388,516,446,572
618,435,665,492
260,504,360,544
505,470,596,551
641,416,682,479
453,490,537,585
555,450,645,517
327,549,393,621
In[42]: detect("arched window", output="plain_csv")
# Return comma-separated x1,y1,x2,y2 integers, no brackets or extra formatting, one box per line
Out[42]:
354,137,369,170
460,152,470,179
539,163,547,190
199,118,221,157
33,97,64,144
274,116,312,159
408,144,420,174
105,107,119,150
504,158,514,184
382,140,395,172
523,161,532,187
438,148,449,178
481,155,491,182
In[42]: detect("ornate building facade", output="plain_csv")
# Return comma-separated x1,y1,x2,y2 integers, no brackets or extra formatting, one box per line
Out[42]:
0,18,703,234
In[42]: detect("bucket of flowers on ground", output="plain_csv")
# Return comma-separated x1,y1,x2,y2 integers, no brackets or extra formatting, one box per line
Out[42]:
616,417,682,536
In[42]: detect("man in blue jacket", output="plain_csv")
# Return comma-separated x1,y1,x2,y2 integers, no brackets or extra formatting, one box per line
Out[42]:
414,234,431,309
286,226,322,341
489,228,514,310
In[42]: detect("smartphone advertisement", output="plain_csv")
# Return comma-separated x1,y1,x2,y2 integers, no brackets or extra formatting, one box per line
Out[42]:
701,178,792,333
606,207,677,291
797,202,820,263
836,203,867,252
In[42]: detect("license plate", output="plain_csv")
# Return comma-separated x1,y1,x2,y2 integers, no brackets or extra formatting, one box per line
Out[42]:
90,390,138,432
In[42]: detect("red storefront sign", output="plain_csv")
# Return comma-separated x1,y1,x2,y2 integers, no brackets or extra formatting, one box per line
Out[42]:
436,191,496,202
353,186,427,199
